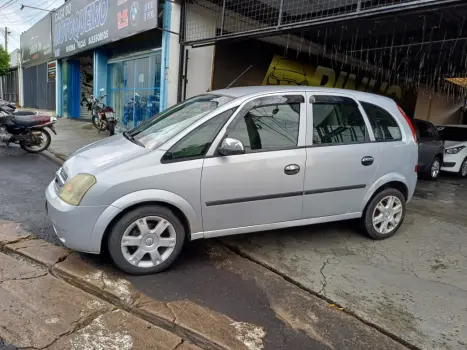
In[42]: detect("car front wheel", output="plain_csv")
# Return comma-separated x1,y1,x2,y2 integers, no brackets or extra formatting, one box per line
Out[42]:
362,188,406,240
107,205,185,275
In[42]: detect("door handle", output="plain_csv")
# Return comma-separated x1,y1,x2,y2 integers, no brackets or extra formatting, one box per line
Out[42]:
361,156,374,166
284,164,300,175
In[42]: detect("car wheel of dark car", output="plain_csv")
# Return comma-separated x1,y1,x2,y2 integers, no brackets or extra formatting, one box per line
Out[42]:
460,158,467,178
362,188,406,240
107,205,186,275
428,156,441,180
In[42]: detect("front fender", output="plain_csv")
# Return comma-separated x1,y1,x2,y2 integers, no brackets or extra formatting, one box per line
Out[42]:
356,173,411,212
90,190,202,253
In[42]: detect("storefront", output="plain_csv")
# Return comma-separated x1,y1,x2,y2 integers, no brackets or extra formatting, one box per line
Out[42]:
20,14,56,110
52,0,164,130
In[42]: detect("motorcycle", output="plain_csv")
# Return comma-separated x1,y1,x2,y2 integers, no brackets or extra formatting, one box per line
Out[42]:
0,104,57,153
81,89,116,136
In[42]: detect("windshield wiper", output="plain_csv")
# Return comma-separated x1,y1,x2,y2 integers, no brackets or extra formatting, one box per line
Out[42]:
123,131,145,148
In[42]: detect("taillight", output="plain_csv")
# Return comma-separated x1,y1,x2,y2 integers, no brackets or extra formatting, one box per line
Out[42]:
397,105,418,143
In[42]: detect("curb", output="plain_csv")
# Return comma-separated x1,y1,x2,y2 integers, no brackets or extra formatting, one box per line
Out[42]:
41,150,65,165
0,232,247,350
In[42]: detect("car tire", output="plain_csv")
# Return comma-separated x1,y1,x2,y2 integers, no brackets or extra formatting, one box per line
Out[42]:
107,205,186,275
459,158,467,178
362,188,406,240
427,156,441,180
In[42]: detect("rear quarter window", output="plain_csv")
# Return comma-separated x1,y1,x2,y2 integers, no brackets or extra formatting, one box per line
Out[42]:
360,102,402,142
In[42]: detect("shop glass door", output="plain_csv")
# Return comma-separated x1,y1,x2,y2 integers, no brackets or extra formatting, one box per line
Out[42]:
108,52,161,131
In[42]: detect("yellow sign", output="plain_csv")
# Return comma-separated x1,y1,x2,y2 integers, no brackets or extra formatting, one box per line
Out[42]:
262,55,402,100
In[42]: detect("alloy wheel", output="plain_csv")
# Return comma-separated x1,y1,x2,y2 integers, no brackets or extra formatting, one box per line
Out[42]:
372,196,403,235
431,159,440,179
462,160,467,177
121,216,177,268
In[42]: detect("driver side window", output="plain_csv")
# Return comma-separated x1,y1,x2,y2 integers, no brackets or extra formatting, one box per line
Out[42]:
162,108,236,162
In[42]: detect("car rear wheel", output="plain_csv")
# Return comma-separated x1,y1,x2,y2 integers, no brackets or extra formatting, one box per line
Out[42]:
362,188,406,240
427,157,441,180
107,205,185,275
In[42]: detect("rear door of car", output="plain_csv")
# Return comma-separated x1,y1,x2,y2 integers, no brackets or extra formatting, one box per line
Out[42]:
302,92,379,219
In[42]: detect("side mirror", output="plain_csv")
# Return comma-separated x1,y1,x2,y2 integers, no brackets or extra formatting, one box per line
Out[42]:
218,137,245,156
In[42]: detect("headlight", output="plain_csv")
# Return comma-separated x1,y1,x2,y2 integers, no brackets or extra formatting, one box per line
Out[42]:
59,173,96,206
445,146,465,154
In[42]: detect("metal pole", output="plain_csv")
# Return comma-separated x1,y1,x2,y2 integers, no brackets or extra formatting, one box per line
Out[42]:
220,0,226,36
277,0,284,27
4,27,7,52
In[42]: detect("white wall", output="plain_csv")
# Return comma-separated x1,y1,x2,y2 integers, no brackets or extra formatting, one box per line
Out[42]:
166,2,181,107
184,3,216,99
414,85,464,125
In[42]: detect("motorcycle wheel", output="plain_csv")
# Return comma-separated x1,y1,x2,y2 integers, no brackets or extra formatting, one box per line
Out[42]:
92,115,107,131
108,122,115,136
20,129,52,153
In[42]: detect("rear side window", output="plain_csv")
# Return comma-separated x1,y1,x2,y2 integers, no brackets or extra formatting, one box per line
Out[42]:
311,96,368,145
361,102,402,142
415,120,438,139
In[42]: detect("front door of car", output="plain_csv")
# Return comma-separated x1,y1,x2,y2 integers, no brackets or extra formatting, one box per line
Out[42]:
201,93,307,234
302,93,380,218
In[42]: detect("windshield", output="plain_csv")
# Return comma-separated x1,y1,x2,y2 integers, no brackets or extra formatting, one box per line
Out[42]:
436,126,467,142
128,94,234,149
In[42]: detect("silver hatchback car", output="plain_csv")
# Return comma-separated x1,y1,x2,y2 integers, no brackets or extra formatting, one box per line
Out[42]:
46,86,418,274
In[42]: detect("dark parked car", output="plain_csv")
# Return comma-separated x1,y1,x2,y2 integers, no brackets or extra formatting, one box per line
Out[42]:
414,119,445,180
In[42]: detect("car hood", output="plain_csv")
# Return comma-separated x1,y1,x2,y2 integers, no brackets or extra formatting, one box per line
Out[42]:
63,135,151,177
444,140,467,149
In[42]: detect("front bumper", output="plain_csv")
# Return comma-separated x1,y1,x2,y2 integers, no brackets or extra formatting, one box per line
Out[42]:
45,181,112,254
441,154,462,173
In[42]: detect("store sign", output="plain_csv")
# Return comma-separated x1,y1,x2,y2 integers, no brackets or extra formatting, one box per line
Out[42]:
262,55,404,101
47,61,57,82
53,0,158,58
21,14,53,67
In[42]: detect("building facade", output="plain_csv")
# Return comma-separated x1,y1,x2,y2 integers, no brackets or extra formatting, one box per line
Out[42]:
20,0,181,131
20,14,56,110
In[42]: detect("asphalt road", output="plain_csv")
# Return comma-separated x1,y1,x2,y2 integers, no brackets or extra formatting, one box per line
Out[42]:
0,147,60,245
0,146,404,350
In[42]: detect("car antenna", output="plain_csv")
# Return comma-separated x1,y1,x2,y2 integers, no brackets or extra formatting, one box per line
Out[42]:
226,65,253,88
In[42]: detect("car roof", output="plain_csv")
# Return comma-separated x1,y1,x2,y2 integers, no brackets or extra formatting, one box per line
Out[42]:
210,86,396,105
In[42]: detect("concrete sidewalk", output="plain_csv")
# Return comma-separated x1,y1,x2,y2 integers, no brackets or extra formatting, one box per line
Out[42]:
0,222,200,350
48,118,106,161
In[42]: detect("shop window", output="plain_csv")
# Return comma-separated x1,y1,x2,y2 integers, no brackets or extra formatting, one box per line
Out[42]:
108,52,162,131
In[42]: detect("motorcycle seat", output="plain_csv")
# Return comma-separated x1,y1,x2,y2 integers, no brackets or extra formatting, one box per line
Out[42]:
12,115,50,127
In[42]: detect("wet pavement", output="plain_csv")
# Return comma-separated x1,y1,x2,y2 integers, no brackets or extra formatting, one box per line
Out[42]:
411,175,467,224
0,147,60,245
224,177,467,350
